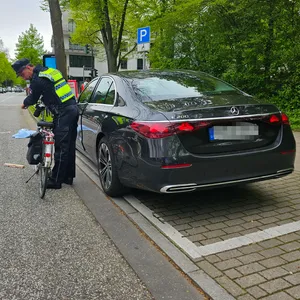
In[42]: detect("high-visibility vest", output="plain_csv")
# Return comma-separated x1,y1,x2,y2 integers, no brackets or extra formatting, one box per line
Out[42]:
39,68,74,103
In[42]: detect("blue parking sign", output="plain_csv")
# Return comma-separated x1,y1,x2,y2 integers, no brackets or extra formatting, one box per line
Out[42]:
137,27,150,44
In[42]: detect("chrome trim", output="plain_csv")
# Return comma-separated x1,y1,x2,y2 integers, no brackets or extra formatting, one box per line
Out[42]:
160,168,294,193
138,112,280,123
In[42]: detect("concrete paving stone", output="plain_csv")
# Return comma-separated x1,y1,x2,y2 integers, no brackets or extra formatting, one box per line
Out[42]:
259,267,290,280
196,260,223,278
161,209,183,217
239,244,265,255
186,226,209,235
240,228,261,236
224,269,243,280
208,216,231,223
223,233,241,240
189,220,211,227
258,211,279,218
223,225,245,234
279,241,300,252
236,273,267,289
241,221,263,230
246,286,268,299
278,232,300,243
173,224,192,231
205,255,221,264
260,257,287,268
161,215,180,222
205,222,228,231
276,219,296,226
203,229,227,239
224,219,246,227
259,247,286,258
237,253,265,264
294,204,300,209
284,272,300,285
209,210,231,217
214,258,243,271
280,250,300,262
237,294,256,300
174,217,194,225
276,213,296,220
215,276,246,298
187,234,206,242
257,239,283,249
227,213,247,219
201,237,223,245
277,207,297,214
259,278,292,294
236,263,266,276
260,205,277,212
286,285,300,298
259,217,280,225
261,291,294,300
217,249,244,261
282,261,300,273
242,209,263,216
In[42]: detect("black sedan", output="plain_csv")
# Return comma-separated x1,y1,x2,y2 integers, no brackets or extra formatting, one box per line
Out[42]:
76,70,296,196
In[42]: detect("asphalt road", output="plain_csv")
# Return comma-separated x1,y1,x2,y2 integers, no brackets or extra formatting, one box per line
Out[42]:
0,93,153,299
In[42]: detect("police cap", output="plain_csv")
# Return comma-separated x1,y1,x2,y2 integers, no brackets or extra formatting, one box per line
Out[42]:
11,58,30,76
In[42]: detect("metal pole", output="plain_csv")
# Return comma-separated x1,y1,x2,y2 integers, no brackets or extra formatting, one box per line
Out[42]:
143,51,146,70
83,65,85,81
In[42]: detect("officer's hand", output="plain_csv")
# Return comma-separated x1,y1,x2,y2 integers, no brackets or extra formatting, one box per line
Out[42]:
21,104,27,109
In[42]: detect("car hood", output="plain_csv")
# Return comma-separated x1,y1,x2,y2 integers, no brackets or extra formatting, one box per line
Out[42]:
142,94,280,120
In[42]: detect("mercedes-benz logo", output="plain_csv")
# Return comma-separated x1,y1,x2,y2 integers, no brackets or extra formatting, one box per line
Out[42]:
230,106,239,115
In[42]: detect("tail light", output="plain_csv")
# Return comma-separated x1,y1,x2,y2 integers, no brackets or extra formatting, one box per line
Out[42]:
265,113,290,125
130,121,210,139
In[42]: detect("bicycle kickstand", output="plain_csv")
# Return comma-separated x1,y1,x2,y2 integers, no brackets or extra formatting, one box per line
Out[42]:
25,167,40,184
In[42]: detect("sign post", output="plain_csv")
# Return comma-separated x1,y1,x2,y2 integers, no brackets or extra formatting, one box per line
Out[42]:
137,26,150,69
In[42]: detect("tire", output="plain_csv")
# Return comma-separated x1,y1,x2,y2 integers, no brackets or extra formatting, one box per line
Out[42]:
39,165,49,199
97,137,127,197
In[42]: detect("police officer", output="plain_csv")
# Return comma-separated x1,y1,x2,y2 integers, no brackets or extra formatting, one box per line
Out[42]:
12,58,79,189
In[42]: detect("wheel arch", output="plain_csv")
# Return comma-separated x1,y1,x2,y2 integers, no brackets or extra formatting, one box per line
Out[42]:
96,132,105,157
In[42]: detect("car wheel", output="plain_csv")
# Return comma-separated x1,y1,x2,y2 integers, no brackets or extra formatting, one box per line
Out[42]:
97,137,127,197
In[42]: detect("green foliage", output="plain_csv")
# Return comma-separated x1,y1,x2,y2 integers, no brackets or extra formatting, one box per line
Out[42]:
15,24,46,65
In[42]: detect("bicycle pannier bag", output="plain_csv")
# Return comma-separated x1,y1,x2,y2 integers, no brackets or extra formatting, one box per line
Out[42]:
26,132,43,165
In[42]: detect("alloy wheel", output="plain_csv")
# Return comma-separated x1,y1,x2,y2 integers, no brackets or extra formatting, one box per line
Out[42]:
98,143,112,190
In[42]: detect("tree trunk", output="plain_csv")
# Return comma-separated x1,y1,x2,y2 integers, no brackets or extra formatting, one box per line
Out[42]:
48,0,67,79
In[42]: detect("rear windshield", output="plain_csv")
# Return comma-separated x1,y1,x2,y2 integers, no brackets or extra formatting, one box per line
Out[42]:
131,73,241,102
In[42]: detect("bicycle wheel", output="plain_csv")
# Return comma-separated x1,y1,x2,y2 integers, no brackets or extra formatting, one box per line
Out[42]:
39,165,50,199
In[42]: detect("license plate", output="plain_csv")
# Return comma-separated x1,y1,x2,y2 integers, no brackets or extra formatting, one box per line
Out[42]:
209,122,259,141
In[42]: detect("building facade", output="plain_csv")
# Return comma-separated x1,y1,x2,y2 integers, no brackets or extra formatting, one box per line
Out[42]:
59,11,148,84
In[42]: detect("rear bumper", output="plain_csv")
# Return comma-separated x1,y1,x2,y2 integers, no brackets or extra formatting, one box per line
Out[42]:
160,168,293,193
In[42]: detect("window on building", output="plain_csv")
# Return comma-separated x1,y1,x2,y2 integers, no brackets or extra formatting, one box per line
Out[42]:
68,19,76,32
137,59,143,70
69,55,93,68
120,59,128,69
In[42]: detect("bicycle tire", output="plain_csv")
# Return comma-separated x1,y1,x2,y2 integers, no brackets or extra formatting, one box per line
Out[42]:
39,165,49,199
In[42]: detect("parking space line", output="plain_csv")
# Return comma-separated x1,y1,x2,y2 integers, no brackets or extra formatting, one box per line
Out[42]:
124,195,300,259
0,95,15,103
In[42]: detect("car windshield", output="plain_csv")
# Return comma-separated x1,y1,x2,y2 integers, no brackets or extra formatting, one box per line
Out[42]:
131,72,242,102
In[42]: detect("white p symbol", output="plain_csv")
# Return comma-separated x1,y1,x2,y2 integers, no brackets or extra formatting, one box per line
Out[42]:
140,29,147,42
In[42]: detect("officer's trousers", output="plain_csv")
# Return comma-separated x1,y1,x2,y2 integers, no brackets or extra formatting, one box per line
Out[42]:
51,103,79,183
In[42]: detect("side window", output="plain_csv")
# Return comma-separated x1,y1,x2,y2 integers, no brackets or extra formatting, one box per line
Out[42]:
78,79,98,103
91,77,115,105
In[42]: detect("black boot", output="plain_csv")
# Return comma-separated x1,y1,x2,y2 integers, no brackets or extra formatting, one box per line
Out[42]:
47,178,62,189
63,178,73,185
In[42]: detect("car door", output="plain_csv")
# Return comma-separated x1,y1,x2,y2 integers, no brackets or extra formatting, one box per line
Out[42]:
79,76,116,161
77,78,98,154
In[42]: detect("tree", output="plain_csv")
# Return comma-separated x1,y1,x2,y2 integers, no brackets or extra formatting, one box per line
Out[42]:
48,0,68,79
69,0,132,72
15,24,46,65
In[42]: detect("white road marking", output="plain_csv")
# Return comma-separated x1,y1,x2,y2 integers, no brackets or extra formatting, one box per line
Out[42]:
0,95,15,103
124,195,300,259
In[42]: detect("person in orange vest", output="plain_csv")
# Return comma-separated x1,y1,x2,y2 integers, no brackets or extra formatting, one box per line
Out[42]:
80,78,90,92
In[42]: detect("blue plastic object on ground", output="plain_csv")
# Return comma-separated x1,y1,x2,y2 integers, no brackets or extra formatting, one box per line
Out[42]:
12,129,37,139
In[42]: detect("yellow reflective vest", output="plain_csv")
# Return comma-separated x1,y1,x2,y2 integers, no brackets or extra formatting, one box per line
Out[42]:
39,68,74,103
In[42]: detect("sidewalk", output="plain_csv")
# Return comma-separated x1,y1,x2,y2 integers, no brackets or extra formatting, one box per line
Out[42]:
0,104,153,300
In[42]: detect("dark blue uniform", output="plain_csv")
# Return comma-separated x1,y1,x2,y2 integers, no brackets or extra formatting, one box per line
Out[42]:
24,65,79,186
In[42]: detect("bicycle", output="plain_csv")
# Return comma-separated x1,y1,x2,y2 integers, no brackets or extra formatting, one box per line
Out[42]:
26,103,55,199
